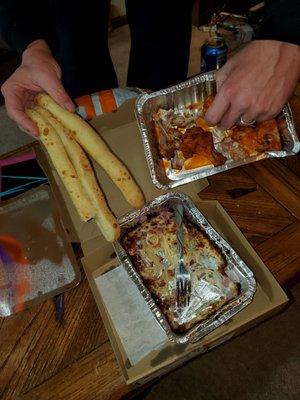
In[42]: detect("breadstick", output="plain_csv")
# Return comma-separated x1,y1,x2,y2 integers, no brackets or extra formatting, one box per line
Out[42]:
26,108,95,222
36,94,145,209
34,106,120,242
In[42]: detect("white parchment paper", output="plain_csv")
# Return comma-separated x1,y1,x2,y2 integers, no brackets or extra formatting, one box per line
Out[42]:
95,265,168,365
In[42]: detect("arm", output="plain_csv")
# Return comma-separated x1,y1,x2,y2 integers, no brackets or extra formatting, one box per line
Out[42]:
205,0,300,129
1,40,75,136
0,1,74,136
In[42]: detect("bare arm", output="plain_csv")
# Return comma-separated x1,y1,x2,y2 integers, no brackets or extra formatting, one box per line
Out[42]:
1,40,75,136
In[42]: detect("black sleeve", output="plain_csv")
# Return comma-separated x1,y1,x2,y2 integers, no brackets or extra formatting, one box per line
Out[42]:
256,0,300,45
0,0,48,54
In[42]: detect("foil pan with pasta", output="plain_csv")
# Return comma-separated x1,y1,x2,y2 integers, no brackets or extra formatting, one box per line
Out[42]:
114,192,256,344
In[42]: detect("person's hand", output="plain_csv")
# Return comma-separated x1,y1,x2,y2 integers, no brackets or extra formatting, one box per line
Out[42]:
1,39,75,136
205,40,300,129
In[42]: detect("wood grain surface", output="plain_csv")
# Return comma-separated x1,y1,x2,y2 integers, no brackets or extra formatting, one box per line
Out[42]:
0,90,299,400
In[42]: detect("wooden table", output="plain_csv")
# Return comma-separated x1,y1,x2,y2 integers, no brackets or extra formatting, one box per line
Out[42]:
1,91,300,400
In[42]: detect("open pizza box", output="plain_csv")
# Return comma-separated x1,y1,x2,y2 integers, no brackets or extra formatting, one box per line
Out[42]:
35,98,288,386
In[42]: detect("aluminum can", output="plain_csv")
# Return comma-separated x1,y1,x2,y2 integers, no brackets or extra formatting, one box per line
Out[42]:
200,36,228,72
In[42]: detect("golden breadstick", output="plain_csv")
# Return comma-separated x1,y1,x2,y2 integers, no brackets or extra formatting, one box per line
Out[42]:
34,106,120,242
36,93,145,209
26,108,95,222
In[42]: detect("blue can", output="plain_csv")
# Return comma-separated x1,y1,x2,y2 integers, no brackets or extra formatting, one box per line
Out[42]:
200,36,228,73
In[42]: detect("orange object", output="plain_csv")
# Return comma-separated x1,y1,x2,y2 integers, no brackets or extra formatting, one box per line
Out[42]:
75,94,95,120
256,120,282,151
154,122,162,140
0,235,27,266
196,116,213,132
162,159,171,169
75,90,118,119
98,90,117,113
203,95,215,112
180,127,226,166
184,154,212,170
0,235,30,313
188,102,202,110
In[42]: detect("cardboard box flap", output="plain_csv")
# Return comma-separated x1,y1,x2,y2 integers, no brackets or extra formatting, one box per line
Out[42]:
36,98,208,253
115,284,280,384
197,199,286,301
89,98,137,132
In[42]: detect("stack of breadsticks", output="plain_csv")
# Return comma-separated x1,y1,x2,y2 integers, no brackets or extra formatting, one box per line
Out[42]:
26,94,144,242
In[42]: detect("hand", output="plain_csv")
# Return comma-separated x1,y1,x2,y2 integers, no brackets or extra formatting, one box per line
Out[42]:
205,40,300,129
1,39,75,136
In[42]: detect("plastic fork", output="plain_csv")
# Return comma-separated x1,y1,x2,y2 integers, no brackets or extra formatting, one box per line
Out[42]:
173,204,191,308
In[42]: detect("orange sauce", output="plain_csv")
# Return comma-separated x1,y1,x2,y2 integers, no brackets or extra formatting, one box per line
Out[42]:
184,155,212,170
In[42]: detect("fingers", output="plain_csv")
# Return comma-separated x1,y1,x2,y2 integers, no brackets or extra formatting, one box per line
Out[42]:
206,41,295,128
246,111,278,124
13,110,39,137
239,100,282,125
204,91,230,126
205,60,238,127
2,77,74,137
206,59,243,128
215,60,233,92
17,124,36,136
3,91,39,136
239,111,259,125
41,76,75,112
219,105,242,129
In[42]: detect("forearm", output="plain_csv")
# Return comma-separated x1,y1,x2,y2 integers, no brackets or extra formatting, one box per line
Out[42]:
0,0,48,54
256,0,300,45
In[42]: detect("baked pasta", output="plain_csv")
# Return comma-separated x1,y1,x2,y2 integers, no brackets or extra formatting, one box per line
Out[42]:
122,210,239,333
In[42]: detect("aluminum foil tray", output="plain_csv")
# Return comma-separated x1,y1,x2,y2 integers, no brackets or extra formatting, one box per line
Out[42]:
135,72,300,190
114,192,257,344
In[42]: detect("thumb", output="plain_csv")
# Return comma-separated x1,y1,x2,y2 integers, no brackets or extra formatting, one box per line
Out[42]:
40,75,75,112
